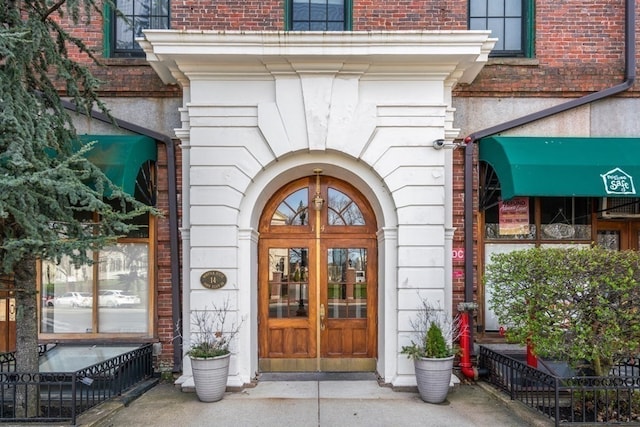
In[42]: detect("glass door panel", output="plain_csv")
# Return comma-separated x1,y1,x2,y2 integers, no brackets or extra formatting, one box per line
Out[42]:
321,241,375,366
326,248,367,320
259,241,316,367
268,247,309,319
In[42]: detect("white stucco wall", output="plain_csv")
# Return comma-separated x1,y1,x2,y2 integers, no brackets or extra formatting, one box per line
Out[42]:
141,31,495,387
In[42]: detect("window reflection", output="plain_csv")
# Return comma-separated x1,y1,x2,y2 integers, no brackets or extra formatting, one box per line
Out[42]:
268,247,309,318
40,243,149,334
597,231,620,251
291,0,346,31
327,248,367,319
41,255,93,333
272,188,309,226
328,188,365,226
98,244,148,333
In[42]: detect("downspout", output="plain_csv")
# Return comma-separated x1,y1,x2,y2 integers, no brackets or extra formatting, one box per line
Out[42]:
62,100,183,372
458,0,636,378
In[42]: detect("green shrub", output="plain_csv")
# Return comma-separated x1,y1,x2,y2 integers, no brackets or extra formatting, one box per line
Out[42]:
424,323,450,358
401,298,458,360
486,246,640,376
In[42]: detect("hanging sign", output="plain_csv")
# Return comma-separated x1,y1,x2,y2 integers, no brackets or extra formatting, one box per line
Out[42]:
200,271,227,290
499,197,529,235
601,168,636,195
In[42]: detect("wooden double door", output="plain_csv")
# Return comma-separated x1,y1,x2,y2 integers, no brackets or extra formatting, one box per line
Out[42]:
258,175,378,372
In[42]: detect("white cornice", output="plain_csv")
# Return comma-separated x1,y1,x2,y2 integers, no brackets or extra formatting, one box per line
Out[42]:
139,31,496,86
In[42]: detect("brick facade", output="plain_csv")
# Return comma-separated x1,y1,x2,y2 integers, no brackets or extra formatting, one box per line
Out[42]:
62,0,637,98
54,0,637,369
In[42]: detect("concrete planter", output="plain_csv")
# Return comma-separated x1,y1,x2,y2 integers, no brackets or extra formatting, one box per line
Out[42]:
190,353,230,402
414,355,454,404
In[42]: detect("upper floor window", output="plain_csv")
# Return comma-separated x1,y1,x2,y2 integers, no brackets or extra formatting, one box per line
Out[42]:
469,0,532,57
108,0,170,58
287,0,352,31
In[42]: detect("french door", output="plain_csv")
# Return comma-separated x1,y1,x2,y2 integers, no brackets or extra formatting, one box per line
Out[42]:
258,175,377,372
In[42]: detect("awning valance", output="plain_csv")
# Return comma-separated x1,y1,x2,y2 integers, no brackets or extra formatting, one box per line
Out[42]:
479,136,640,200
79,135,157,197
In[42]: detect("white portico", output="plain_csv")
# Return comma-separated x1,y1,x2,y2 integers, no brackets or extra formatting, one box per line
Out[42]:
140,31,495,387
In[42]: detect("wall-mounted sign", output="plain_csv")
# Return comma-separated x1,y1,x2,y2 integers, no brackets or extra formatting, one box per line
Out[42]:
601,167,636,195
499,197,529,235
200,270,227,289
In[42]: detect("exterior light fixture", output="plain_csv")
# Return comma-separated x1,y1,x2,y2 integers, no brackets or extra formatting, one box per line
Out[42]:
312,168,324,211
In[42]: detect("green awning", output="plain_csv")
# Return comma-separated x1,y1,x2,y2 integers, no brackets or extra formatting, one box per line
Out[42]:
479,136,640,200
79,135,157,197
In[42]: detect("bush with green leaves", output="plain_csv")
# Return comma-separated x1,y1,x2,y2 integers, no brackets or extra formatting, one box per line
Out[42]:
486,246,640,376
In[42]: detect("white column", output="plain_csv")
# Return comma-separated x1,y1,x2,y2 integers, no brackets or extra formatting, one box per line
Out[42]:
378,227,398,384
236,228,259,386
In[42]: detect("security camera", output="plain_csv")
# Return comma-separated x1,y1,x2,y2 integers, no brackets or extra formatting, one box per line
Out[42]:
433,139,445,149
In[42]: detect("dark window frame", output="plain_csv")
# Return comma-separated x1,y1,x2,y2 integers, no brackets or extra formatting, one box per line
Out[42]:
285,0,353,31
103,0,170,58
468,0,534,58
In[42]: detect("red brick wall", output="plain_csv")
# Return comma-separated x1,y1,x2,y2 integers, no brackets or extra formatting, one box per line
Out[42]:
154,140,183,369
353,0,466,30
171,0,283,30
455,0,637,97
58,0,636,96
169,0,467,31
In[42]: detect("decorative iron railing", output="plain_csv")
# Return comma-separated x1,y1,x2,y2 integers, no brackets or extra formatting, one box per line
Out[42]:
0,344,49,373
0,344,153,424
479,346,640,426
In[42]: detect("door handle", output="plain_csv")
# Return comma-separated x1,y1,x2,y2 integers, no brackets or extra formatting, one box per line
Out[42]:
320,303,325,331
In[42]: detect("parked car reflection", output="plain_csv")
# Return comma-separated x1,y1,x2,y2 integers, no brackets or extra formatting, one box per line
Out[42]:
98,290,141,308
53,292,92,308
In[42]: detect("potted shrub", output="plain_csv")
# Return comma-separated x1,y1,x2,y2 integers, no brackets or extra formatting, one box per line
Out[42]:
401,298,459,404
186,298,242,402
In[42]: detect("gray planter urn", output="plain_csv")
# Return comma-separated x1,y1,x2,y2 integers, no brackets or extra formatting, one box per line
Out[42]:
190,353,230,402
414,355,454,404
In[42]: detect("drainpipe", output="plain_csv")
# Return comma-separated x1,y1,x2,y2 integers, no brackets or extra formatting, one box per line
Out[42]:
458,302,487,379
62,100,183,372
458,0,636,378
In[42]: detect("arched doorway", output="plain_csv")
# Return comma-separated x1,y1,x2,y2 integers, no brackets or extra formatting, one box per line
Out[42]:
258,173,378,372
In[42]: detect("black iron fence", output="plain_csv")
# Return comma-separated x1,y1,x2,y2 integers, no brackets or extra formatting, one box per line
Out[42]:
1,344,153,424
0,345,50,373
479,345,640,426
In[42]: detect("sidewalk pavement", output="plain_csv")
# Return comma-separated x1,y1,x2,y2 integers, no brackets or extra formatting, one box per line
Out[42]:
76,375,552,427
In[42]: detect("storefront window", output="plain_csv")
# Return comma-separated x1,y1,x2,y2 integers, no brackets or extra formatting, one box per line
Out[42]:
40,208,153,337
41,254,94,333
98,244,149,333
40,241,151,335
484,196,592,242
540,197,591,240
484,196,535,240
